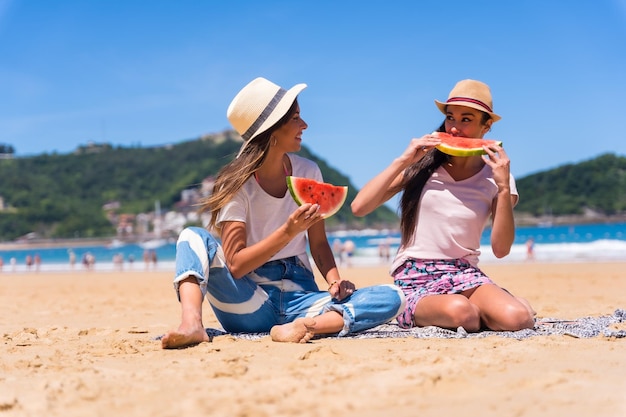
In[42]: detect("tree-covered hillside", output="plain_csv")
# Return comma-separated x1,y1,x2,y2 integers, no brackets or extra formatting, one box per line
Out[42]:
0,132,398,240
515,153,626,216
1,133,623,241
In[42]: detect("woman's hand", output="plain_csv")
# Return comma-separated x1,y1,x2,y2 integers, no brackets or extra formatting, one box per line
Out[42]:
284,203,323,237
400,133,442,165
222,203,322,278
328,279,356,300
482,144,511,191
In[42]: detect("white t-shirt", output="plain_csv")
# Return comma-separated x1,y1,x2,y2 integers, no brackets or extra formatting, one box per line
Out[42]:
216,154,323,270
390,164,518,272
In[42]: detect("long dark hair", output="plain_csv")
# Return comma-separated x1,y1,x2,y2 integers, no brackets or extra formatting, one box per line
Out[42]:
399,122,448,245
399,112,492,245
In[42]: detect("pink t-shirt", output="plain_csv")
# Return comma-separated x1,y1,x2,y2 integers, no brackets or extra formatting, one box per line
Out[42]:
390,164,518,272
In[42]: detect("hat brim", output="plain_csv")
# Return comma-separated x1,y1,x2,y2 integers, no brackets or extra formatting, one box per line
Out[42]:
435,99,501,122
236,83,307,158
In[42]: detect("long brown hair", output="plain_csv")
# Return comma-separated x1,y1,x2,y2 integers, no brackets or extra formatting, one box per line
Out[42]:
201,100,299,235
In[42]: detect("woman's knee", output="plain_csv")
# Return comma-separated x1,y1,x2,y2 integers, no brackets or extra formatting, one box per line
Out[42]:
415,296,480,331
179,226,214,242
363,284,406,317
442,297,481,331
499,304,535,331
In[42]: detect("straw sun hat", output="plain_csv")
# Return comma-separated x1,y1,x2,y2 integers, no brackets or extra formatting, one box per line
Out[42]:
435,79,501,122
227,77,307,158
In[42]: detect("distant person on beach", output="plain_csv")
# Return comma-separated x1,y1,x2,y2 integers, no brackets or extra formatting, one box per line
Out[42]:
352,79,534,332
162,77,404,349
331,238,343,265
68,249,76,269
113,253,124,270
82,252,95,270
151,250,158,268
342,239,355,267
34,253,41,272
526,238,535,261
379,237,391,263
143,249,151,270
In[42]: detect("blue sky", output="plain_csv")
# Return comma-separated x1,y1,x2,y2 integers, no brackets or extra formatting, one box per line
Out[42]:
1,0,625,198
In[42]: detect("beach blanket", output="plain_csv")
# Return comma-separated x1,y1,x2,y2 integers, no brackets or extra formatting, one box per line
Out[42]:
191,308,626,341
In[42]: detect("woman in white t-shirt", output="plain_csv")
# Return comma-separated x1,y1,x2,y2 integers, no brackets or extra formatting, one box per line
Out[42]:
352,79,535,332
161,77,405,349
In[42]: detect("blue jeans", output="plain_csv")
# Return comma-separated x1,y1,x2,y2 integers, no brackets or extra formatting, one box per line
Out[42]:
173,227,405,336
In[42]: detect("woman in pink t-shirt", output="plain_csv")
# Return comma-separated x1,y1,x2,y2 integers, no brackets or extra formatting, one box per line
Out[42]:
352,79,535,332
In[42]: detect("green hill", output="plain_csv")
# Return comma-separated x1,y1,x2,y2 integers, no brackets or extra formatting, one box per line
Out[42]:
514,153,626,218
1,134,624,241
0,132,398,241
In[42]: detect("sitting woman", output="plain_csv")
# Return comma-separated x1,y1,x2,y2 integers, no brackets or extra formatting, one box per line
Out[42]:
351,79,535,333
162,77,405,348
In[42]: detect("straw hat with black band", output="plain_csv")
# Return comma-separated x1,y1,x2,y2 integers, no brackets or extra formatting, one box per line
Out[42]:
227,77,307,158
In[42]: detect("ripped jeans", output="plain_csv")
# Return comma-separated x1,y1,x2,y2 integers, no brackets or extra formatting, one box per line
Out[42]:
173,227,405,336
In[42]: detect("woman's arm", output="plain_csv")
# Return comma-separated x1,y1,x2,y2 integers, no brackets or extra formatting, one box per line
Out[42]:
350,160,404,217
307,220,339,282
490,188,516,258
351,136,440,216
221,203,322,278
484,145,516,258
307,220,354,300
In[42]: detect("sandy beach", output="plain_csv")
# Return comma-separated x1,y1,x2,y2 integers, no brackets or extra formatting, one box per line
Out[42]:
1,261,625,417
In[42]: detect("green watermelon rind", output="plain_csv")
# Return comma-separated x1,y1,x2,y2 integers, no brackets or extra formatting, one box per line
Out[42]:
436,141,502,157
434,132,503,157
286,176,348,219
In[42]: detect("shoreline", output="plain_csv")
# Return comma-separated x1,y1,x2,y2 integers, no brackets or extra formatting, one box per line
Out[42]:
0,237,119,250
2,217,626,251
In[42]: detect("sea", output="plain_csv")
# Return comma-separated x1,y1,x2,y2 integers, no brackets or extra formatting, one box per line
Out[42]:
1,222,625,273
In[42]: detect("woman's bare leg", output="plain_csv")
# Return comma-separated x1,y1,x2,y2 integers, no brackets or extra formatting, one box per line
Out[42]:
413,294,481,332
515,295,537,317
468,284,535,331
161,277,210,349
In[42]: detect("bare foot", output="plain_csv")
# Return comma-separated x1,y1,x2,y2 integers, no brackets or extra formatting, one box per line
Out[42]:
270,317,316,343
161,324,210,349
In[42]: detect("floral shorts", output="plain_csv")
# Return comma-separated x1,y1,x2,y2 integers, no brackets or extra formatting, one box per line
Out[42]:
392,258,494,329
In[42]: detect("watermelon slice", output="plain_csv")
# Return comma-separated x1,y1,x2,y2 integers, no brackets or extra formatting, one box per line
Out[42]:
434,132,503,157
286,176,348,219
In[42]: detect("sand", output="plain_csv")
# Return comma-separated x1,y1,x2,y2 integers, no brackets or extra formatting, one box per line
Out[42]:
1,261,625,417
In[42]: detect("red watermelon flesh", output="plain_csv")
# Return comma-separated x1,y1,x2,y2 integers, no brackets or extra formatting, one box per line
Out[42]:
286,176,348,219
434,132,503,156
